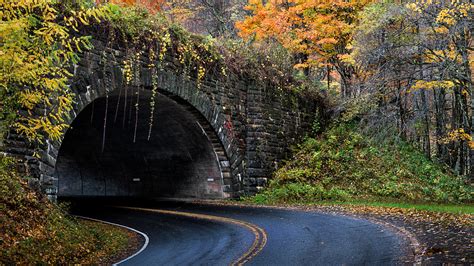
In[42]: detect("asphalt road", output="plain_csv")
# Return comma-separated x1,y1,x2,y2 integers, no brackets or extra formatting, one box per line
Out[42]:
69,199,408,265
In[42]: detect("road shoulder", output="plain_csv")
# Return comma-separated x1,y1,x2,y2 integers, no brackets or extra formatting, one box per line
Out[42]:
75,216,147,265
192,199,473,264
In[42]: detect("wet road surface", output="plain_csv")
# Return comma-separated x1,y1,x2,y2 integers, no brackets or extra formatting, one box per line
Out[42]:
69,199,407,265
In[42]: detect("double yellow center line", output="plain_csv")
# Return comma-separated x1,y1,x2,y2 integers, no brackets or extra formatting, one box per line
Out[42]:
117,206,267,265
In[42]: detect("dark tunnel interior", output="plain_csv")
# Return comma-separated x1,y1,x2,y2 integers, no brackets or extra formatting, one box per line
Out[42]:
54,88,224,199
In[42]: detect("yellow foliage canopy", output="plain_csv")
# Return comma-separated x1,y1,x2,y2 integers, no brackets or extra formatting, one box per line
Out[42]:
411,80,456,91
0,1,108,144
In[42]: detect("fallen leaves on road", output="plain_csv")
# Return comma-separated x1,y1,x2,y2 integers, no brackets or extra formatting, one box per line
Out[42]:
196,200,473,264
308,204,473,264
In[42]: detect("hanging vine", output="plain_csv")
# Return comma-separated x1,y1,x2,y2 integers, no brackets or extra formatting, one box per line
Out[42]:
158,32,171,67
147,48,158,141
99,25,119,152
122,57,133,128
132,51,142,143
100,51,109,152
113,64,123,124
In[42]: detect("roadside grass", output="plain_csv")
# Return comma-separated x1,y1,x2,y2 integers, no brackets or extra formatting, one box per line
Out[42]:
307,200,474,214
0,156,131,264
241,196,474,214
245,122,473,213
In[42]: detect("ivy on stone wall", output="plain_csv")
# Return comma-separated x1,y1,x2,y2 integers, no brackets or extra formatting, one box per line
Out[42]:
1,0,323,148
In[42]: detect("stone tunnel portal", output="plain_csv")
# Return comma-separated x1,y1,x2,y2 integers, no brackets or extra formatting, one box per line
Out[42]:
55,89,228,199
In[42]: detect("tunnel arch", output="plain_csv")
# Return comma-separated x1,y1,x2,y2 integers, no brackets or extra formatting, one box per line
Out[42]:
34,62,242,200
55,89,232,198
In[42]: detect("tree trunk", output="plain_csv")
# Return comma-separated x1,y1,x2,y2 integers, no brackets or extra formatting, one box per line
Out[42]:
397,79,407,140
434,88,448,163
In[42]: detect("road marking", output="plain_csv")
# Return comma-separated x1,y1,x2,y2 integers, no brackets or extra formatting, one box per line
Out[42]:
117,206,267,266
73,215,150,265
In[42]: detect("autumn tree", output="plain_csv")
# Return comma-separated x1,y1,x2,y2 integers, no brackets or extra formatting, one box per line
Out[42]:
236,0,372,97
352,1,474,178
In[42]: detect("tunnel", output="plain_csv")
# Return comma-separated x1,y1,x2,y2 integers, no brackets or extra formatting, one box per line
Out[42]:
54,88,226,199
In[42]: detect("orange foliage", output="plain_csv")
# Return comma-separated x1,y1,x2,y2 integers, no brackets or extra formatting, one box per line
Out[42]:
236,0,372,69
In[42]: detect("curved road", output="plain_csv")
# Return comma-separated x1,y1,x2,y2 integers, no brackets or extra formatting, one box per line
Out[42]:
70,200,408,265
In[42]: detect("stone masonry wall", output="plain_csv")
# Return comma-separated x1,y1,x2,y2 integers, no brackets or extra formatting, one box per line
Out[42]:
3,31,320,199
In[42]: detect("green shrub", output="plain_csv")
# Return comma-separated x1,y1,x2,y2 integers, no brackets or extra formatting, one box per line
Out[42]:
249,123,473,204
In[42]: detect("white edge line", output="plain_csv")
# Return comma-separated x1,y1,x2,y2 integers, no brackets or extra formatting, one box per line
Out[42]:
73,215,149,265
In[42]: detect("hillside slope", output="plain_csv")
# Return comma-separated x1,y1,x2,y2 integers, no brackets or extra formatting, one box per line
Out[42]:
0,157,131,264
252,123,473,205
